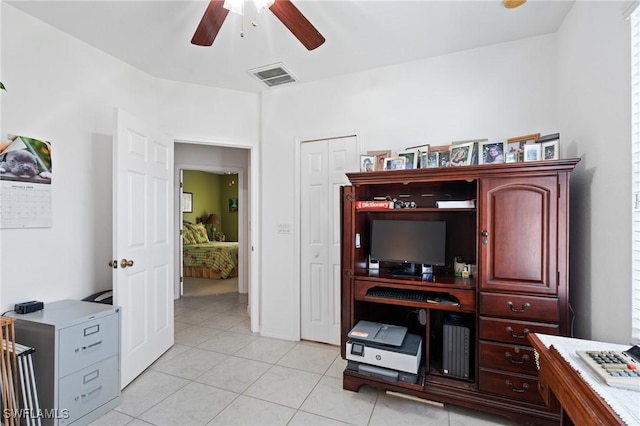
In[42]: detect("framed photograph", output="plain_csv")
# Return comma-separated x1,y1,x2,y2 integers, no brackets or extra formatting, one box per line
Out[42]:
541,140,559,160
506,133,540,162
384,156,407,170
360,155,375,172
367,150,392,171
505,141,520,163
450,142,474,167
523,143,542,162
181,192,192,213
228,197,238,212
420,151,428,169
427,151,439,168
451,138,487,146
397,150,419,169
406,144,430,167
438,151,451,167
479,141,505,165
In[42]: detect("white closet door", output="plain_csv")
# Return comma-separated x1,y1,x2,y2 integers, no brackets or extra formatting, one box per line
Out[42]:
300,136,358,344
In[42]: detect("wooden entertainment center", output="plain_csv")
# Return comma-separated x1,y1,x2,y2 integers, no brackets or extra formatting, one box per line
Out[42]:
340,159,579,425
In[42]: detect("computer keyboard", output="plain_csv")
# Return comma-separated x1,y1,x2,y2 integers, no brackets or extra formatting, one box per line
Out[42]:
576,347,640,392
365,288,459,306
366,288,428,302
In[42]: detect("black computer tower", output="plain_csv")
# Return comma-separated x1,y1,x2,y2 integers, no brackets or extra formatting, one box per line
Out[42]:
442,314,471,379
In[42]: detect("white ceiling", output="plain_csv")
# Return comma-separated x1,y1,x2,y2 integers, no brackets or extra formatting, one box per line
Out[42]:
7,0,575,93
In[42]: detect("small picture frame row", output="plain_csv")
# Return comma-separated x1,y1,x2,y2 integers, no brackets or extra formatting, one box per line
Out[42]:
504,133,560,163
360,135,559,171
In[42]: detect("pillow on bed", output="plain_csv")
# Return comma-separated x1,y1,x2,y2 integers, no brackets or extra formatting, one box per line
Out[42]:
182,224,197,245
190,223,210,243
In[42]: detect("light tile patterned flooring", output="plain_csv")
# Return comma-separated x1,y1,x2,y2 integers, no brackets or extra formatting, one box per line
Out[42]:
91,291,519,425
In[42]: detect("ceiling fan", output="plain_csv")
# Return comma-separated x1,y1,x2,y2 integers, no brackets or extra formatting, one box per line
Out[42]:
191,0,326,51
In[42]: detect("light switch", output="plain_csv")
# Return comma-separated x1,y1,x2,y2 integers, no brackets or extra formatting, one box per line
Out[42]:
277,224,291,234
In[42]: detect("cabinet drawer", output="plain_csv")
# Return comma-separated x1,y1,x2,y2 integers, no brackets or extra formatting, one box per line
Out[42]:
58,355,120,426
478,341,538,375
479,369,545,406
58,313,119,377
479,317,558,345
479,293,558,322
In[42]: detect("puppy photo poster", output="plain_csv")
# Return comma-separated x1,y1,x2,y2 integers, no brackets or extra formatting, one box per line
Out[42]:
0,134,53,229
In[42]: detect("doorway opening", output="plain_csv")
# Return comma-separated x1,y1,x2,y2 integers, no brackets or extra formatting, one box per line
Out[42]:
174,140,257,333
181,170,240,297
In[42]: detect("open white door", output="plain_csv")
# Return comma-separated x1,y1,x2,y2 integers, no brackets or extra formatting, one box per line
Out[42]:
114,108,174,387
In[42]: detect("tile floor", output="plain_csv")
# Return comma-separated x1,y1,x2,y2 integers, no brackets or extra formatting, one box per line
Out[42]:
91,291,519,426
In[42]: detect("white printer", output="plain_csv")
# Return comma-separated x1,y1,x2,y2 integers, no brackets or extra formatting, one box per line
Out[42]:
346,320,422,381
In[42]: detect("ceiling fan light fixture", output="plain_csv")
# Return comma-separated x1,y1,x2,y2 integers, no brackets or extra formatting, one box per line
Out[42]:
223,0,244,15
504,0,527,9
254,0,275,13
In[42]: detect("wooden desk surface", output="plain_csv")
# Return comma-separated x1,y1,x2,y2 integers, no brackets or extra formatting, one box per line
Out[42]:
529,333,639,425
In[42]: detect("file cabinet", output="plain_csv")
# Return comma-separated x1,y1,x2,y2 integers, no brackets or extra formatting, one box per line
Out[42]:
10,300,121,425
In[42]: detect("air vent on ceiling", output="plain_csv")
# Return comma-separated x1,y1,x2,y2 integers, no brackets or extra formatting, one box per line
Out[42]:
249,63,297,87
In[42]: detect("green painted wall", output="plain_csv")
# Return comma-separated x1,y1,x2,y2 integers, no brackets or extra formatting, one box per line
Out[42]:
183,171,238,241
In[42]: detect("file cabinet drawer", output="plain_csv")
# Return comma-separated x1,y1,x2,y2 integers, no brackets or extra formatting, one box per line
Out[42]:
479,293,559,322
58,312,119,377
479,317,558,345
58,355,120,425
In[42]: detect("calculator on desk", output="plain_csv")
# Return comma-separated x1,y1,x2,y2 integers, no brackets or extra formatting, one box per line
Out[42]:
576,345,640,391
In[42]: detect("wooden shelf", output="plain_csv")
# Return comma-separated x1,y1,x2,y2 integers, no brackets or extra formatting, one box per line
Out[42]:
356,207,475,213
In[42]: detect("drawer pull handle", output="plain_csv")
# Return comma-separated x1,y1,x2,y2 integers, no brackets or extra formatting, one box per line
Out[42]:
507,301,531,313
505,380,529,393
83,340,103,350
505,351,530,365
81,385,103,399
505,326,529,339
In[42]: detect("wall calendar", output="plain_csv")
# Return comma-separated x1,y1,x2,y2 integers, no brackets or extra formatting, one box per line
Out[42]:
0,135,53,229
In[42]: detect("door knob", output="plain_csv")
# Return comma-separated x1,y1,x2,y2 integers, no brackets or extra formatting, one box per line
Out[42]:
108,260,117,269
120,259,134,268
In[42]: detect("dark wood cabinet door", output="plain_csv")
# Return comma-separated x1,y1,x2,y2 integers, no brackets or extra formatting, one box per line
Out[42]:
479,176,558,295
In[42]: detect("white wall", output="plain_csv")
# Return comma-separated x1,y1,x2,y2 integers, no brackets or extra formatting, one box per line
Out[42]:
0,4,259,311
259,34,560,340
557,1,632,344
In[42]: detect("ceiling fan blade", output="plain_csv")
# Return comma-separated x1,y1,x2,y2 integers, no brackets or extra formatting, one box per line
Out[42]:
269,0,325,51
191,0,230,46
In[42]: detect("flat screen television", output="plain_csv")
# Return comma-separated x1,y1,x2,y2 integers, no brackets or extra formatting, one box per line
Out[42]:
370,219,446,274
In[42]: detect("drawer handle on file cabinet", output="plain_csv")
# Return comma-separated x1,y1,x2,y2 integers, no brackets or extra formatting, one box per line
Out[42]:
505,380,529,393
505,326,529,339
81,340,103,351
507,301,531,313
75,386,103,401
505,351,530,365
